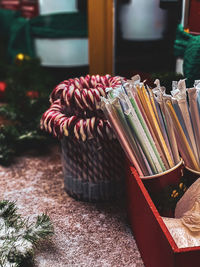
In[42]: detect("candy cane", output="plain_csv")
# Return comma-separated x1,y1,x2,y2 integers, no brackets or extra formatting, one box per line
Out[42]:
41,74,124,140
50,83,67,103
74,78,83,90
79,76,90,89
74,89,85,109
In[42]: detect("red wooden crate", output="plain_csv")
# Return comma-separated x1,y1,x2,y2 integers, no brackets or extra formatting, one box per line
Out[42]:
126,165,200,267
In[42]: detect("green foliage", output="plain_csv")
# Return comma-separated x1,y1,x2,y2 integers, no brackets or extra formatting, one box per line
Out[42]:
0,123,55,166
0,125,19,166
0,200,54,267
5,58,53,127
0,57,57,165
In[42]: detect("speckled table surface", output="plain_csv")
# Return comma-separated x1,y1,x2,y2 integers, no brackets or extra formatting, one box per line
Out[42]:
0,145,144,267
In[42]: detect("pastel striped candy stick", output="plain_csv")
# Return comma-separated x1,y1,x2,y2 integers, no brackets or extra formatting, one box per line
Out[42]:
167,100,200,171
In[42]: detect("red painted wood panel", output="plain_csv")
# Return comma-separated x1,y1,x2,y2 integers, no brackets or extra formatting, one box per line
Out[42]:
126,165,200,267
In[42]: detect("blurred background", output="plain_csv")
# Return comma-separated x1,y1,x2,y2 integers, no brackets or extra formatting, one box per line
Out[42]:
0,0,183,84
116,0,181,80
1,0,199,164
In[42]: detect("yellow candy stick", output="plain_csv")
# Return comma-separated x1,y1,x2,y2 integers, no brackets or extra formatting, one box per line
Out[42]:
147,87,160,125
138,85,174,168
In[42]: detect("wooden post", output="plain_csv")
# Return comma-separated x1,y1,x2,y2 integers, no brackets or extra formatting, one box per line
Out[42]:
88,0,115,76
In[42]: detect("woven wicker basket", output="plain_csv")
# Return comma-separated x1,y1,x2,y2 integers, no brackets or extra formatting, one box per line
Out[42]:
61,137,125,202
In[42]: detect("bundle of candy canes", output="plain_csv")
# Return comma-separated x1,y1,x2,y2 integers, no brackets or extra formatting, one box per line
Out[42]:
40,74,123,141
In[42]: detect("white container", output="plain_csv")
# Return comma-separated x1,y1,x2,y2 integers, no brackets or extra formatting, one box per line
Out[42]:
34,0,88,67
119,0,167,41
38,0,78,15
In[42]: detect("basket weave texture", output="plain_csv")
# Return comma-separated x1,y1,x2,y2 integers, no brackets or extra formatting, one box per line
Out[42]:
61,137,125,202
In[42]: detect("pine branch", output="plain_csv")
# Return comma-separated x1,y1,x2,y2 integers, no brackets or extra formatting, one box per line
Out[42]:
0,200,54,266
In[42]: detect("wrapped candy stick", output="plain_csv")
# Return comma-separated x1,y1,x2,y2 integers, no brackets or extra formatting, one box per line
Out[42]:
154,88,187,167
153,99,175,165
152,84,178,165
173,98,197,159
166,100,200,171
149,85,175,164
187,87,200,161
120,94,164,174
137,85,174,168
107,86,162,174
124,86,166,171
101,98,145,176
127,80,170,169
161,96,180,165
110,95,150,175
176,80,198,162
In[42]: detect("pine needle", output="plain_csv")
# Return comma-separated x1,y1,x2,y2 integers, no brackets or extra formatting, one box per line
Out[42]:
0,200,54,267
